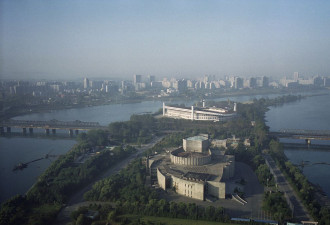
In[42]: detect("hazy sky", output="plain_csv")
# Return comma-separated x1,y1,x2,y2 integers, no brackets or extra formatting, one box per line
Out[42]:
1,0,330,80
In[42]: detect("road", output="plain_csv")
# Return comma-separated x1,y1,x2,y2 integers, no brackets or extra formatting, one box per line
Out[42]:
263,154,312,222
55,135,165,225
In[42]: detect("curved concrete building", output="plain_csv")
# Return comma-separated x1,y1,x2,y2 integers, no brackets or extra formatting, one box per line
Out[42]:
150,135,236,201
170,148,211,166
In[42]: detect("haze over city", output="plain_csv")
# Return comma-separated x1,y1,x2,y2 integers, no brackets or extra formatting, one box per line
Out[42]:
1,0,330,80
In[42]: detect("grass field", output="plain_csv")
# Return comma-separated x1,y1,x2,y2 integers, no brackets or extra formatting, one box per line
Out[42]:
120,215,231,225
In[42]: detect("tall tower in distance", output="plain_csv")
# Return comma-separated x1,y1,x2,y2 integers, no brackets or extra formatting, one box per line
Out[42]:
83,77,89,89
293,72,299,81
133,74,142,84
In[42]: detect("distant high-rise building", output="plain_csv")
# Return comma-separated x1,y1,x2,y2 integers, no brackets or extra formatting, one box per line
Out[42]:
293,72,299,81
204,75,215,84
162,78,172,88
234,77,243,89
151,81,162,88
324,77,330,87
257,76,269,87
249,77,257,88
261,76,269,87
148,75,155,82
209,82,216,89
90,80,103,90
83,77,89,89
199,81,205,89
133,74,142,84
187,80,195,88
313,76,323,86
172,79,187,92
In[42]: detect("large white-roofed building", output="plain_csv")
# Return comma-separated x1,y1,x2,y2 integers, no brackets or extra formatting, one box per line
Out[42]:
162,102,237,122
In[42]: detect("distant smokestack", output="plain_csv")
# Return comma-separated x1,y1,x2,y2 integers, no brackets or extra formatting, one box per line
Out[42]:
202,99,205,108
234,103,237,112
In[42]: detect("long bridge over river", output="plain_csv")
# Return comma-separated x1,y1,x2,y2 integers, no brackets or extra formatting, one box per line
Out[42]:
0,119,107,135
270,129,330,144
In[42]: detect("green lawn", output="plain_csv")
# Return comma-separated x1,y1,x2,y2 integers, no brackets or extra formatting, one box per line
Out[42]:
121,215,231,225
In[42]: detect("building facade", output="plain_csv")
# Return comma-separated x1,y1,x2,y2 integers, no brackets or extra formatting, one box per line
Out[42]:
162,103,237,122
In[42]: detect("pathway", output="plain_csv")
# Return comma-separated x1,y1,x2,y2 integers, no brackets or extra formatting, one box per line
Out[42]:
263,154,312,222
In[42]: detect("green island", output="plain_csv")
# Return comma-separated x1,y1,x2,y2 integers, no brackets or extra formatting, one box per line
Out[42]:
1,95,330,225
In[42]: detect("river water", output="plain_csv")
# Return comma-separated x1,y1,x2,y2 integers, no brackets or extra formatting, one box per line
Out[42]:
1,91,329,203
265,92,330,197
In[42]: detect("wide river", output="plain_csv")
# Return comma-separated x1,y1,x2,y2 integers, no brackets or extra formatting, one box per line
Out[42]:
265,92,330,197
1,91,329,203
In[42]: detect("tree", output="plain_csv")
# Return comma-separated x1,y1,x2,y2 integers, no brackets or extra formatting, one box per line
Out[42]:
256,164,273,185
107,211,117,222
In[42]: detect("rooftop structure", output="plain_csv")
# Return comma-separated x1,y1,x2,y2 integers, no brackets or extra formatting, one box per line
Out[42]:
183,135,209,153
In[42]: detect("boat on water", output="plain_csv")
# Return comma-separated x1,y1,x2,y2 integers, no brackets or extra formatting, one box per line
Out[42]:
13,162,27,171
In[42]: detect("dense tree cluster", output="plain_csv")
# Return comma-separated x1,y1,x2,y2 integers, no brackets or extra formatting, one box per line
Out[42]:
262,191,292,222
84,160,157,203
115,201,229,223
108,114,156,144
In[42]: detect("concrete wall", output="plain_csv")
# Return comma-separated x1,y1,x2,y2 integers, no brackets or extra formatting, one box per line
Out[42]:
170,150,211,166
183,138,209,152
172,176,205,201
211,139,227,149
157,168,167,190
207,181,226,199
164,107,192,120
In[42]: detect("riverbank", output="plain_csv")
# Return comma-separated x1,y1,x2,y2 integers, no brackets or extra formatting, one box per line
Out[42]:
283,148,330,204
0,98,145,121
2,87,325,121
311,183,330,207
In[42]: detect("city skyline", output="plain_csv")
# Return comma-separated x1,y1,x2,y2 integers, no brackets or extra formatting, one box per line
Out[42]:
1,0,330,80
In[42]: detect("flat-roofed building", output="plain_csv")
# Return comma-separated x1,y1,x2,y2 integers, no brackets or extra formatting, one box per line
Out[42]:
162,102,237,122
